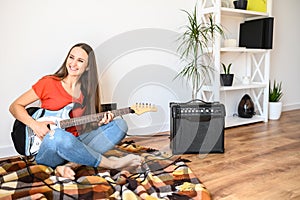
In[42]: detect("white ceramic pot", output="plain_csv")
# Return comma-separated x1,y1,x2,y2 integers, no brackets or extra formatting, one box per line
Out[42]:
268,102,282,120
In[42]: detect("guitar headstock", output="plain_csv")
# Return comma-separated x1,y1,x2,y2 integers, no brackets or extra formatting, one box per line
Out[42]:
130,103,157,115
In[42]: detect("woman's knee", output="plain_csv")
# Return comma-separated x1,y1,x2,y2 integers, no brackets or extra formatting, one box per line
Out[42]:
114,118,128,134
103,118,128,143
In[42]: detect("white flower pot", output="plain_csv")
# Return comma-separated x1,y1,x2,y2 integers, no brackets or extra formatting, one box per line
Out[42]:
268,102,282,120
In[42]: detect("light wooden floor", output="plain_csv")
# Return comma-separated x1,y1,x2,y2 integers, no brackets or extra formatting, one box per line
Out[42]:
128,109,300,200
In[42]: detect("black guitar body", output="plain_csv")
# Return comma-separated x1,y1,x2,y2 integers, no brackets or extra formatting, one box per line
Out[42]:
11,107,43,155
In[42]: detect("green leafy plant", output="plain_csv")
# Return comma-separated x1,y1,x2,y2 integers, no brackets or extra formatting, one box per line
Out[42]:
175,5,224,100
221,63,232,74
269,80,283,102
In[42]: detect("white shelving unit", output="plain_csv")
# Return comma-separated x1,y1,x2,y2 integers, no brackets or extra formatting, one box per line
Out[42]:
199,0,272,128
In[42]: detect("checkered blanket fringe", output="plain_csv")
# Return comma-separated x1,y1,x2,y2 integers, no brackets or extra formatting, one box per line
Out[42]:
0,141,211,200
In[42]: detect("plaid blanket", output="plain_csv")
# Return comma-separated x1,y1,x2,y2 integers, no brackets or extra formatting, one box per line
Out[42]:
0,141,211,200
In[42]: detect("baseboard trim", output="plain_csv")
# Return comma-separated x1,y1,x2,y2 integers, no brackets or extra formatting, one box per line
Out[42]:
127,124,169,136
283,103,300,111
0,146,18,159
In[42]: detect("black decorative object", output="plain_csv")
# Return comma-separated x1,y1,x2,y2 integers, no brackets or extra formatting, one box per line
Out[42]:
233,0,248,10
238,94,255,118
220,63,234,86
220,74,234,86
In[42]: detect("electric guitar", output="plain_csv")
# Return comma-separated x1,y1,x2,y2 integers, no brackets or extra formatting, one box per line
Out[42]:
11,103,157,156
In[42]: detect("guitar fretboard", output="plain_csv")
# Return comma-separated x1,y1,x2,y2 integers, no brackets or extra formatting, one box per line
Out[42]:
59,107,133,129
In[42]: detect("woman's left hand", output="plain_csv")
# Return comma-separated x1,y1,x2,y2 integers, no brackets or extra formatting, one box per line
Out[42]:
98,111,114,126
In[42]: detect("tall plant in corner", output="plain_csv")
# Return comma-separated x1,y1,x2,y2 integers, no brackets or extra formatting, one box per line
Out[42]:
175,5,224,100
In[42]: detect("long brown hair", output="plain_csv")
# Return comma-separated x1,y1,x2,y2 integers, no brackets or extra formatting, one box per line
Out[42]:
53,43,101,116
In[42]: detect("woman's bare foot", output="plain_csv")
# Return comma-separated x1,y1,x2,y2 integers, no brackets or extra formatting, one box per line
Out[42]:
108,155,144,172
55,165,76,180
54,154,143,178
99,154,143,170
114,154,143,169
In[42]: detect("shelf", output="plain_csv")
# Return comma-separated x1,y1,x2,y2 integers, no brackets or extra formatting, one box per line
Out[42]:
221,7,269,18
202,83,267,92
199,0,272,127
225,115,266,128
221,47,268,53
220,83,267,91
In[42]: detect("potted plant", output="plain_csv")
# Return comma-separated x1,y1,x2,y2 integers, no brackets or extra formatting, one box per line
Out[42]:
269,80,283,120
175,5,224,100
220,62,234,86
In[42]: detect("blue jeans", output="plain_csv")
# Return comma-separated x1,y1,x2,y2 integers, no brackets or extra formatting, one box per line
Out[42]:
35,118,128,168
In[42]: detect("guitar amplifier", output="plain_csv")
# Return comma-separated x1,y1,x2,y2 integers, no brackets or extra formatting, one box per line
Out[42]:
170,100,225,154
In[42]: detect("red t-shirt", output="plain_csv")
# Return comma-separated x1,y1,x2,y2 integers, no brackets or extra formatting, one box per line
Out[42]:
32,75,85,136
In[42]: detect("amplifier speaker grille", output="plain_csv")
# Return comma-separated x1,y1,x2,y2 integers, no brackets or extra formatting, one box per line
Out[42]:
170,101,225,154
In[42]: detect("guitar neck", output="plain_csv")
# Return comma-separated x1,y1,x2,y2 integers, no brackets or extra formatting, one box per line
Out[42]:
59,107,134,129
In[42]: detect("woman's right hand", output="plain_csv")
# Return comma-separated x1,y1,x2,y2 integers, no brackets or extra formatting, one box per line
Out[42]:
9,88,50,140
29,120,55,140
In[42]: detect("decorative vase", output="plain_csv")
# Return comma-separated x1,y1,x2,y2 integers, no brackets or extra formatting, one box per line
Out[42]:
220,74,234,86
233,0,248,10
238,94,255,118
269,102,282,120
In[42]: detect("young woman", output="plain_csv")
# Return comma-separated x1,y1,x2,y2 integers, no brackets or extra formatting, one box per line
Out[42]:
9,43,143,179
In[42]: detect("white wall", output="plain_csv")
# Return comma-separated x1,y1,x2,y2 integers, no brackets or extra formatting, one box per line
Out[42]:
270,0,300,111
0,0,195,157
1,0,299,158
